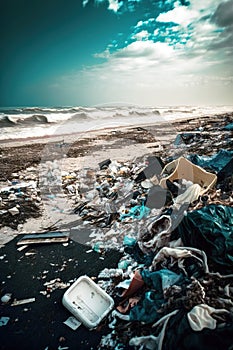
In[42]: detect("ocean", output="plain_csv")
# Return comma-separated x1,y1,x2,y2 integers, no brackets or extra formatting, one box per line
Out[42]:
0,105,233,141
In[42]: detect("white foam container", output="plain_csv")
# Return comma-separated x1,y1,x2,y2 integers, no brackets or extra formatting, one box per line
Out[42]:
62,275,114,329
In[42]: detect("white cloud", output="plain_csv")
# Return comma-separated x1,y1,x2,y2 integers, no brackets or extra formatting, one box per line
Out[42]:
108,0,123,13
82,0,123,12
82,0,89,7
51,43,233,106
156,5,199,26
68,0,233,105
136,20,143,27
83,0,142,13
135,18,155,27
133,30,149,40
113,40,174,61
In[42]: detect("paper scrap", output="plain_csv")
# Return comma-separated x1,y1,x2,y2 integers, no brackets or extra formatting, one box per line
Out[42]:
63,316,82,330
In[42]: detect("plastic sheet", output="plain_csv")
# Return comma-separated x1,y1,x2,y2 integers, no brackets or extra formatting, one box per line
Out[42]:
188,149,233,172
174,204,233,273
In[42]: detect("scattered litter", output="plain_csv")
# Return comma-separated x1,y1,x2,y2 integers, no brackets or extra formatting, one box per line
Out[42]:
160,156,217,195
63,316,82,330
1,113,233,349
11,297,36,306
0,179,41,229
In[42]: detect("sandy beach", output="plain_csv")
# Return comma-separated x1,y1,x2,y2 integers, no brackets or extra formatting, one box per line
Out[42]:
0,112,233,350
0,114,226,233
0,112,233,244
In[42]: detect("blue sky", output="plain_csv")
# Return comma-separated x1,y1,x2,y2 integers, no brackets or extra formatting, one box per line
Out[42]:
0,0,233,106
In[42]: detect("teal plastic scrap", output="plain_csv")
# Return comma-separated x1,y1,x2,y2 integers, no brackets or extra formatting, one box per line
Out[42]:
223,123,233,131
0,317,10,326
120,205,150,221
123,235,137,246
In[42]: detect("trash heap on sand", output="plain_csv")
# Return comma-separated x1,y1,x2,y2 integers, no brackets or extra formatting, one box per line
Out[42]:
62,149,233,350
0,116,233,350
62,119,232,350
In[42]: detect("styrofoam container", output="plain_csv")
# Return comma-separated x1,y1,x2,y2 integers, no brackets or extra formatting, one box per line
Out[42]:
62,275,114,329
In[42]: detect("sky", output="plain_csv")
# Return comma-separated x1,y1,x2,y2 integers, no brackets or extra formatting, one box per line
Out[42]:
0,0,233,107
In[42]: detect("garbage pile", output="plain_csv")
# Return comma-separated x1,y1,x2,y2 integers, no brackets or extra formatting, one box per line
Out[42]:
61,148,232,249
59,132,232,350
85,154,232,350
0,167,42,229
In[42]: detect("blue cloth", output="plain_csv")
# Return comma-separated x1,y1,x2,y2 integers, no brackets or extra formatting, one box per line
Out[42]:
129,269,182,323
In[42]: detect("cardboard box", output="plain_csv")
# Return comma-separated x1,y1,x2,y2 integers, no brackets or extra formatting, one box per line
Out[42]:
160,156,217,195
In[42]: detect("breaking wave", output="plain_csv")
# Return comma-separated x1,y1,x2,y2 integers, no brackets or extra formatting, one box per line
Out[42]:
0,105,232,140
0,116,15,128
0,114,50,128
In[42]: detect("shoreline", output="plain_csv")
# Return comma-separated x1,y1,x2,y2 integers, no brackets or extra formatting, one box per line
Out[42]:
0,111,230,148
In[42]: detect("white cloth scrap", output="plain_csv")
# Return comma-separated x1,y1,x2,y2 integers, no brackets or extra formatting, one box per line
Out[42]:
187,304,229,331
174,183,202,206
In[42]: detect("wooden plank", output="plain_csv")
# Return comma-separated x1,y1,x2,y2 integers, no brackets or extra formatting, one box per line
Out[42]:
16,231,69,246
